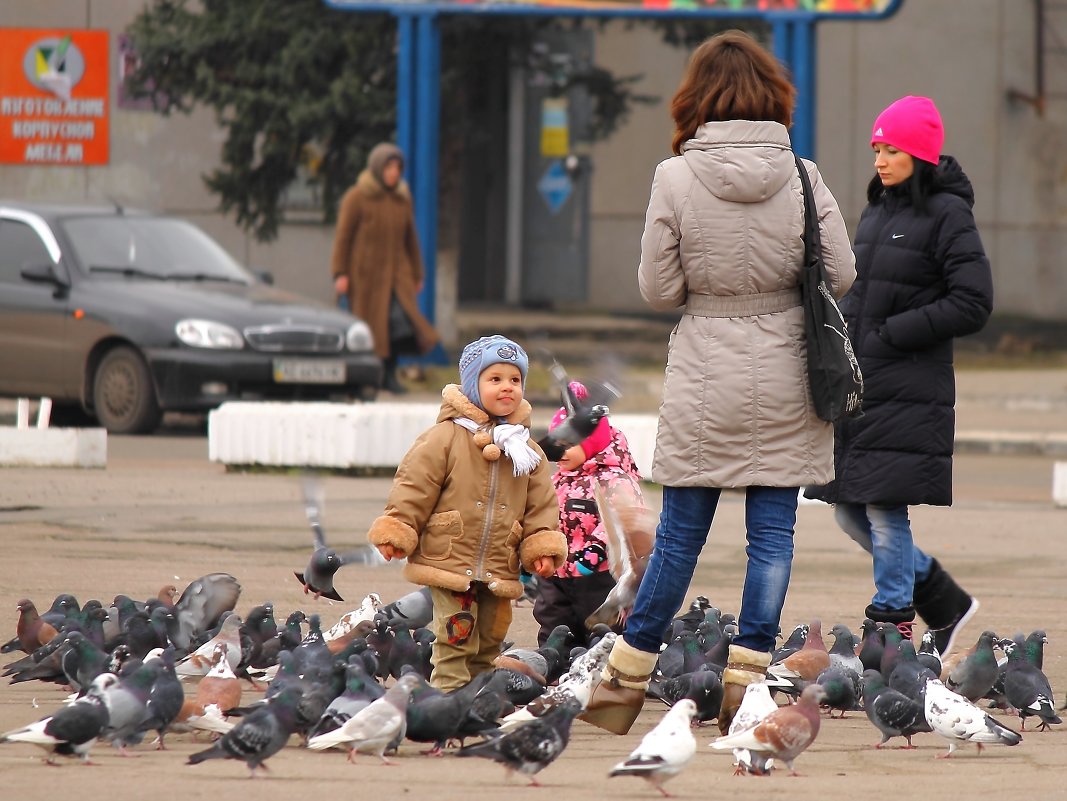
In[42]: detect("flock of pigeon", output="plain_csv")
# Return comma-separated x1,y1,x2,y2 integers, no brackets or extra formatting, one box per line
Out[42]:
1,576,1062,791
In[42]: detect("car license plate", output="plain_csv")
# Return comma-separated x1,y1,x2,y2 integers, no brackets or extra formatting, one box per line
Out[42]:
272,359,345,384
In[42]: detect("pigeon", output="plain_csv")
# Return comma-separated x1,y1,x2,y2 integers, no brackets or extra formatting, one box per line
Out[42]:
135,648,185,749
946,630,1000,702
923,678,1022,757
175,612,243,677
857,619,884,672
295,476,384,602
1003,639,1061,731
60,630,112,692
376,587,433,631
457,692,583,786
306,672,420,763
609,699,698,797
172,573,241,651
721,680,779,776
307,657,384,740
816,665,860,717
916,630,943,676
196,643,244,713
535,359,619,461
100,654,163,754
585,480,655,629
772,623,809,664
710,684,826,775
827,623,864,676
499,632,615,733
861,669,931,749
187,685,303,776
404,680,470,755
10,599,60,654
647,668,724,725
1,673,112,764
887,640,938,703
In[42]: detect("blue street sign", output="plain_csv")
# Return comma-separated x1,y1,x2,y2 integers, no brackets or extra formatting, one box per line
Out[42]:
538,159,572,215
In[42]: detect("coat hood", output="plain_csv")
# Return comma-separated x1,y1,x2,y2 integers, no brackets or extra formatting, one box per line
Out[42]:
437,384,533,427
931,155,975,207
680,120,795,204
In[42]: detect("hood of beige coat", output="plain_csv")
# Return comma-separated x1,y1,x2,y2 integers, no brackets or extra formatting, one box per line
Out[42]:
681,120,795,204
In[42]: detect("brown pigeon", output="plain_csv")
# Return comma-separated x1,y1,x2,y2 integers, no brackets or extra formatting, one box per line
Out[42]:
195,643,243,713
782,620,831,681
710,685,827,775
13,599,59,654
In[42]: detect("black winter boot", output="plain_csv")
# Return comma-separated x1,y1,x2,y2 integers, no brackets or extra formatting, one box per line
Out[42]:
864,603,916,641
381,358,408,395
913,558,979,655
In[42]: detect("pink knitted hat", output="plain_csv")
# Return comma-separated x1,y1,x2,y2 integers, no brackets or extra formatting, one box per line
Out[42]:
870,96,944,165
549,381,612,460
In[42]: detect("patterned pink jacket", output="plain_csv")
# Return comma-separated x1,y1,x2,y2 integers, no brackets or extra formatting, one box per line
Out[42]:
551,425,643,579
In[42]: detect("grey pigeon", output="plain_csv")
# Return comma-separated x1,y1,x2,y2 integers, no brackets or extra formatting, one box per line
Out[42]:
377,587,434,631
1,673,111,764
1003,640,1061,731
916,630,943,676
405,679,469,755
857,619,884,672
60,630,111,692
457,693,582,786
772,623,809,664
828,623,864,676
137,648,185,749
861,669,931,749
647,667,723,725
307,658,384,740
887,640,938,703
187,685,303,775
100,654,162,753
817,665,861,717
173,573,241,651
946,630,1000,702
295,476,384,602
305,672,420,762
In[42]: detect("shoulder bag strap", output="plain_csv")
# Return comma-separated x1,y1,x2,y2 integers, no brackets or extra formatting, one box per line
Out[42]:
794,154,821,270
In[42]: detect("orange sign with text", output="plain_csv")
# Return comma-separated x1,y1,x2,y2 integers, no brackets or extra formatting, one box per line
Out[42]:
0,29,110,165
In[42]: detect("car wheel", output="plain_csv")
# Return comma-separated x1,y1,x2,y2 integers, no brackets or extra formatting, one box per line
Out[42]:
92,346,162,434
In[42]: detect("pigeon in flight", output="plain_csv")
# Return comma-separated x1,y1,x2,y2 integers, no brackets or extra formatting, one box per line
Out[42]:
609,699,697,797
295,476,385,602
536,358,619,461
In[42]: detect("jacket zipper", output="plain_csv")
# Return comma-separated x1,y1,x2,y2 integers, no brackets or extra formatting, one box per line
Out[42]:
474,449,499,580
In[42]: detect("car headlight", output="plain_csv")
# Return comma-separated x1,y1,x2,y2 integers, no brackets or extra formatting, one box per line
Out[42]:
346,320,374,352
175,319,244,349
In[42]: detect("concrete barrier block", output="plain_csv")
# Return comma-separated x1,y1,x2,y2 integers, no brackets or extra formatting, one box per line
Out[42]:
0,427,107,468
1054,462,1067,508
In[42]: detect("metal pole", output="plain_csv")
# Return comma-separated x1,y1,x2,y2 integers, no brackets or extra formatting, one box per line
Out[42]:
789,19,816,159
505,63,525,306
396,13,416,169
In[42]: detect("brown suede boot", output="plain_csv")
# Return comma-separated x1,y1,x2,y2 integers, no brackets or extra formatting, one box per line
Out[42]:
579,639,658,735
717,644,772,735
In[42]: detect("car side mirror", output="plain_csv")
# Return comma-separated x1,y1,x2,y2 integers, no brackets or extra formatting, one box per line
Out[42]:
251,268,274,285
20,262,68,286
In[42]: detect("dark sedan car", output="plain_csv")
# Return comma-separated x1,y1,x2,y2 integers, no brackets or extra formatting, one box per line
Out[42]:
0,202,382,434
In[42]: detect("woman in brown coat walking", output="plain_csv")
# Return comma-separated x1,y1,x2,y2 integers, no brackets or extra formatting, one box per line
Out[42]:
331,142,440,394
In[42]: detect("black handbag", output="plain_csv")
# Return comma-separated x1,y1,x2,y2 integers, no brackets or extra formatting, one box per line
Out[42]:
795,155,863,422
388,294,419,355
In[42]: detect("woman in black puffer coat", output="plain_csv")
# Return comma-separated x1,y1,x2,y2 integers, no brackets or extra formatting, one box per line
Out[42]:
810,96,994,654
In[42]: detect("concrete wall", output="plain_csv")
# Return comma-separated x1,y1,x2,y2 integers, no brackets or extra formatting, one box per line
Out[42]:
4,1,1065,323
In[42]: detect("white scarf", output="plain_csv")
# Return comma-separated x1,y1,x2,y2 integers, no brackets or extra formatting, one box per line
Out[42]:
453,417,541,476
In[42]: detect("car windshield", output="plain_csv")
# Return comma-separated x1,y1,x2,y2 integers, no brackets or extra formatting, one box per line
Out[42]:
60,216,253,283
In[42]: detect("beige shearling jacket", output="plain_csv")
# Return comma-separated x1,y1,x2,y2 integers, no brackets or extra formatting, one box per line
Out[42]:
367,385,567,599
638,120,856,487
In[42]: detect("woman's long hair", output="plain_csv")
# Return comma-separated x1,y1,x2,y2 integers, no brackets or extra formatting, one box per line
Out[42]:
670,30,796,155
866,158,938,214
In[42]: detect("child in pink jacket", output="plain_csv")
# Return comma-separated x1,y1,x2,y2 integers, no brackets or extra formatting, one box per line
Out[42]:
534,382,644,647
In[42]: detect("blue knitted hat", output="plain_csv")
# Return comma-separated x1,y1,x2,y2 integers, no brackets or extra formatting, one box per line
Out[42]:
459,335,529,411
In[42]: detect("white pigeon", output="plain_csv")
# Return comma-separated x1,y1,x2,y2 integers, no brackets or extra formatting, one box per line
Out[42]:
723,680,779,775
175,612,243,678
923,678,1022,757
305,673,420,763
609,699,697,797
499,633,616,733
324,593,383,643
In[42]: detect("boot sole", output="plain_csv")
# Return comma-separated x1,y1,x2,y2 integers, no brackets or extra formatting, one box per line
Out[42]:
939,597,980,656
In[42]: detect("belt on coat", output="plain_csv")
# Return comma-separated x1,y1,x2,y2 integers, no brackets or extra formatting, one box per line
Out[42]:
685,288,802,318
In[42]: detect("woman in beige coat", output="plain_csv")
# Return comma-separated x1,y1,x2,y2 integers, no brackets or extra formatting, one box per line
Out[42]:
330,143,440,394
582,31,856,737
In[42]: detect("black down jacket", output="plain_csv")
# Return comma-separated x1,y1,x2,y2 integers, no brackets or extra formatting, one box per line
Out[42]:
810,156,993,507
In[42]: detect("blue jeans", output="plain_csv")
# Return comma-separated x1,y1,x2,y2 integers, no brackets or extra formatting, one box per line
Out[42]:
834,502,933,611
623,485,798,655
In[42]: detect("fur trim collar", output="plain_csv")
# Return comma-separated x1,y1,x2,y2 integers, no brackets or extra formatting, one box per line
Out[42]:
355,168,411,200
440,384,532,427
